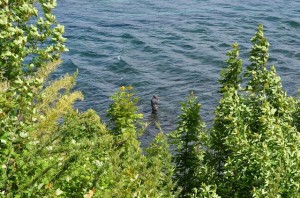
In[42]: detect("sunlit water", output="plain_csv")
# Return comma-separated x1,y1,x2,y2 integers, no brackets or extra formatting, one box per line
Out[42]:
53,0,300,145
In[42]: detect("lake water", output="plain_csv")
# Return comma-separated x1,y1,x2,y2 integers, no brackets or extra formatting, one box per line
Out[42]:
53,0,300,143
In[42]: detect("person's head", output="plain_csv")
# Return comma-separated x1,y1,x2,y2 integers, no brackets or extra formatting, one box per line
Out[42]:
153,95,159,99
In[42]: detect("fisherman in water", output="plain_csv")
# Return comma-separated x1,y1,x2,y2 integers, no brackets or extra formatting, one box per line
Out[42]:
151,95,159,114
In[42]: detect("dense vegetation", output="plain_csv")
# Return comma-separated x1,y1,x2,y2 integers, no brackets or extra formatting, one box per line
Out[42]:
1,1,300,197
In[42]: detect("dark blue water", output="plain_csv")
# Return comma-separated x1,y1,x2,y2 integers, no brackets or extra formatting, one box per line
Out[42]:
53,0,300,142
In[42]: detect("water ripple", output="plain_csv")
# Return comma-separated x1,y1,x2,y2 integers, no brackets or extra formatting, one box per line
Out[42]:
54,0,300,142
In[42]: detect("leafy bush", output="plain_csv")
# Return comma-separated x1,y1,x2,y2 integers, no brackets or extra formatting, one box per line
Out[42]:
1,1,175,197
169,93,207,197
207,25,300,197
1,1,300,197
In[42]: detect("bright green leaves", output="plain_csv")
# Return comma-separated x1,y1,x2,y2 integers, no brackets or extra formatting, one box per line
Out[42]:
144,132,177,197
0,15,8,25
207,24,300,197
246,24,270,93
0,0,178,197
107,86,143,136
0,0,67,81
0,1,70,196
249,24,270,69
105,86,176,197
42,0,58,11
219,42,242,92
169,92,207,197
2,3,300,196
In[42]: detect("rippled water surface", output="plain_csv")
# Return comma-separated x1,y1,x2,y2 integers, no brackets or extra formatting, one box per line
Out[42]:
53,0,300,142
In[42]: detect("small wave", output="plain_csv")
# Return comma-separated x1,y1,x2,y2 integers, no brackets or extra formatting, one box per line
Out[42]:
285,20,300,28
121,33,135,39
130,37,146,45
181,44,196,50
108,59,141,76
143,45,161,53
294,53,300,60
217,42,231,48
55,0,300,141
81,50,107,59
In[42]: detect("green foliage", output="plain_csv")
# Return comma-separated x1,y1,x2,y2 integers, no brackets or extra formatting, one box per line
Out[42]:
107,86,143,136
2,1,300,196
1,1,68,194
106,86,176,197
208,42,244,195
293,91,300,131
246,24,269,93
0,0,67,80
169,93,206,197
106,86,143,166
219,42,243,92
191,184,220,198
1,1,176,193
16,109,109,197
206,24,300,197
145,132,177,197
0,67,84,197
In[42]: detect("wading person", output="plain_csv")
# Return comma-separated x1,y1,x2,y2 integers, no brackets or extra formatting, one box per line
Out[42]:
151,95,159,114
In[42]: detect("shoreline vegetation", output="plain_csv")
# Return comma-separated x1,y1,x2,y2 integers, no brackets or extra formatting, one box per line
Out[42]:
1,1,300,197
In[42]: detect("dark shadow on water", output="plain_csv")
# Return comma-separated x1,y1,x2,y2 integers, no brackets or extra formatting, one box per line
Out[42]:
139,112,162,148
